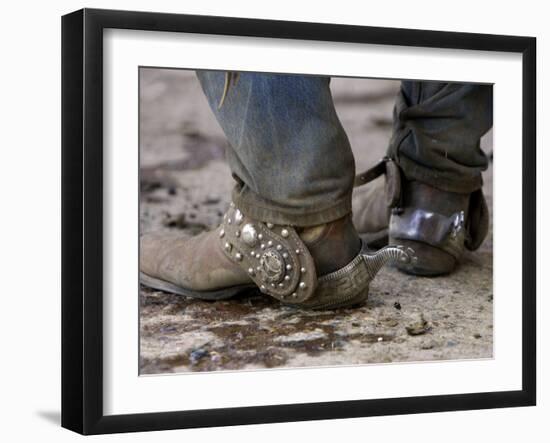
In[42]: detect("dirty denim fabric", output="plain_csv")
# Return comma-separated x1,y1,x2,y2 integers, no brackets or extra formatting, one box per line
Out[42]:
196,71,355,227
196,71,492,226
387,81,492,194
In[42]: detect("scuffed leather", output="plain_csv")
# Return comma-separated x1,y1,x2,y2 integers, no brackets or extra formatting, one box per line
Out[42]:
352,177,390,237
352,158,400,239
140,230,251,291
301,215,362,276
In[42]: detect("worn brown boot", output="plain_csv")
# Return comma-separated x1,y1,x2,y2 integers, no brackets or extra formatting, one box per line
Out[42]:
351,179,391,249
140,203,416,309
352,158,489,276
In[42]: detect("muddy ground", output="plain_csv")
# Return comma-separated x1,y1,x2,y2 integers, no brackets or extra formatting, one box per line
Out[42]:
139,68,493,374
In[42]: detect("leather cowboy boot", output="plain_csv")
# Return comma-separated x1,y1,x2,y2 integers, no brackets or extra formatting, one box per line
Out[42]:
352,157,489,276
140,203,416,309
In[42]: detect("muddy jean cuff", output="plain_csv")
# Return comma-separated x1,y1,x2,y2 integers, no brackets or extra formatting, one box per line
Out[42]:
387,81,492,194
196,71,356,227
232,183,352,227
391,149,484,194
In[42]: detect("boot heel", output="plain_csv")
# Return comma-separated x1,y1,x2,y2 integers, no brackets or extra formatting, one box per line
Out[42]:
390,238,457,276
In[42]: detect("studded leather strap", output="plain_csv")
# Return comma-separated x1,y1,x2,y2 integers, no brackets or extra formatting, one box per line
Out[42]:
219,204,317,303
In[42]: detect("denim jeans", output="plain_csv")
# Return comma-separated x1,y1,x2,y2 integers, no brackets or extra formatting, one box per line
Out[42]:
388,81,492,193
196,71,492,227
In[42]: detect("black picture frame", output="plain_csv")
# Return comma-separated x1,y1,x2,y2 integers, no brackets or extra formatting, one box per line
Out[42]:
61,8,537,435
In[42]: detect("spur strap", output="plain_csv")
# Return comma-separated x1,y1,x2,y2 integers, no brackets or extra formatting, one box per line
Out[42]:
355,157,402,209
354,157,388,187
219,203,317,303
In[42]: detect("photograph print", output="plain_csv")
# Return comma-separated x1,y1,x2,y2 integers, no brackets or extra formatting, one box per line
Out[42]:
139,68,493,374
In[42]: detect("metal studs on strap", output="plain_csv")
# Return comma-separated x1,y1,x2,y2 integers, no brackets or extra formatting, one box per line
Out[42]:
219,205,317,303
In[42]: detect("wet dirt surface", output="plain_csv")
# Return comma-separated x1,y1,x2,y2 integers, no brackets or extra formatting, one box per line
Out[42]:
139,68,493,374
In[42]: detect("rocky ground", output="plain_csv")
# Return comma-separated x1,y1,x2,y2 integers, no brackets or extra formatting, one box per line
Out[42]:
139,68,493,374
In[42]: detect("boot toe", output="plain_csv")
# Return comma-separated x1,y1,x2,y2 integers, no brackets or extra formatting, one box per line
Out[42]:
139,231,187,277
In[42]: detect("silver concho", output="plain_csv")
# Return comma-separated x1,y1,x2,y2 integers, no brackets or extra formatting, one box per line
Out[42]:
259,249,285,283
241,223,258,246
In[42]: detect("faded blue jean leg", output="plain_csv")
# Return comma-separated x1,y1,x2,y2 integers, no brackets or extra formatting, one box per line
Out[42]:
388,81,492,193
196,71,355,227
